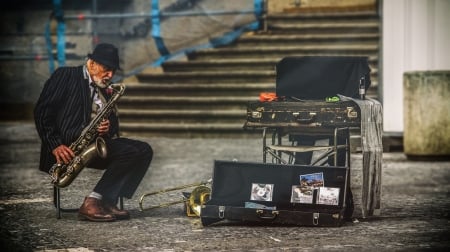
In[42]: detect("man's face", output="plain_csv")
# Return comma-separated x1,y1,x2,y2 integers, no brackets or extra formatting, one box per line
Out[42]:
90,61,115,88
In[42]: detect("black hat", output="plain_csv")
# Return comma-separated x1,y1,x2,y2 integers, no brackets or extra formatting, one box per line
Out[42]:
87,43,121,70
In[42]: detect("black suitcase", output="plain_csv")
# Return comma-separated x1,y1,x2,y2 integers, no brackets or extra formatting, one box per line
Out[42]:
201,160,351,227
244,100,361,130
275,56,371,99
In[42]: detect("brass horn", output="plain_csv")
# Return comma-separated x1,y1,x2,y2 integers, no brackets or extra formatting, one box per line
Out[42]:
138,180,211,217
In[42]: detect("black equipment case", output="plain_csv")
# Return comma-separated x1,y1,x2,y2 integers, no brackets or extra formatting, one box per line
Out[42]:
201,160,351,227
244,100,361,130
275,56,371,100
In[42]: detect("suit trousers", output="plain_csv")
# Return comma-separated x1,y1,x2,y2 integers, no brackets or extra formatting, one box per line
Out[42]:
89,137,153,205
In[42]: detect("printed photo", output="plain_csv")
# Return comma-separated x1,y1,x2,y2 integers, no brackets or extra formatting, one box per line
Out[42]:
317,187,340,205
250,183,274,201
290,185,313,204
245,202,276,210
300,172,324,188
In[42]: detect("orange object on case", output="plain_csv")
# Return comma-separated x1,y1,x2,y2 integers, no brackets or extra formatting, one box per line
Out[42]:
259,92,277,102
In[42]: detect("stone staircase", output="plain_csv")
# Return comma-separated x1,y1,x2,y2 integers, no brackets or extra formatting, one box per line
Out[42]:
118,10,380,137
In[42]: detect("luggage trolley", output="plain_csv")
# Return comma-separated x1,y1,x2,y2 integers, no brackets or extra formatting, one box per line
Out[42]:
262,126,352,167
244,97,362,167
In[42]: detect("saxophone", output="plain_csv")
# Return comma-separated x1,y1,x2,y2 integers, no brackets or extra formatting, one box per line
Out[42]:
49,83,126,188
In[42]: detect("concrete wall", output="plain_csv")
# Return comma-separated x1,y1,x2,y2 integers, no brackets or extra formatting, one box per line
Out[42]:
0,0,259,114
0,1,99,118
382,0,450,133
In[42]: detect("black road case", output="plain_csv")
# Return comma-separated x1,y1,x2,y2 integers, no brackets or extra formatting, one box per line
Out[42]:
275,56,371,100
244,100,361,130
201,160,351,227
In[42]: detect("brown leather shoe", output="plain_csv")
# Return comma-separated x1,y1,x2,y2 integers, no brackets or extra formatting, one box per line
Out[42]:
103,201,130,220
78,197,116,222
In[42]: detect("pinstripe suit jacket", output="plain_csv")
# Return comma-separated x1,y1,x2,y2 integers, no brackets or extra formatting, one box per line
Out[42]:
34,65,119,172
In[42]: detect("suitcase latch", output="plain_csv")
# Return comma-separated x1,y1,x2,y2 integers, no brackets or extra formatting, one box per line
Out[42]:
313,212,320,226
293,112,316,124
218,206,225,219
347,107,358,118
251,111,262,119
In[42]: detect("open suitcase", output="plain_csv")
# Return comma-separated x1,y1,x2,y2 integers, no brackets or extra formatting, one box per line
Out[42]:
201,160,352,227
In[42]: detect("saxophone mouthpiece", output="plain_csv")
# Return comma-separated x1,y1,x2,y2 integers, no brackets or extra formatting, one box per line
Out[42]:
109,83,120,88
110,83,126,94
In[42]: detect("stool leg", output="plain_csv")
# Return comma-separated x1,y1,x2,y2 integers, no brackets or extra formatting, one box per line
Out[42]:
53,187,61,219
119,196,124,210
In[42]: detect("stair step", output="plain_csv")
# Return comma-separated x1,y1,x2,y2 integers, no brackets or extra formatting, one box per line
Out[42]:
188,45,378,60
123,82,275,96
162,56,379,72
162,59,277,72
269,20,379,27
119,109,246,124
198,44,379,53
235,33,379,46
266,12,379,25
267,11,378,20
121,122,245,130
268,21,379,33
118,95,256,110
119,122,254,137
120,109,245,118
124,82,275,90
120,96,256,103
136,70,276,83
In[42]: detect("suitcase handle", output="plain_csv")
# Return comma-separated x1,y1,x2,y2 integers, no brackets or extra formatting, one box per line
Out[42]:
256,209,279,220
293,112,316,124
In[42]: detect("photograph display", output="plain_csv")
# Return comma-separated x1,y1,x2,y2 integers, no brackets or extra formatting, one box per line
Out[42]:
300,173,324,188
248,172,342,206
291,172,328,204
291,185,313,203
317,187,340,205
250,183,274,201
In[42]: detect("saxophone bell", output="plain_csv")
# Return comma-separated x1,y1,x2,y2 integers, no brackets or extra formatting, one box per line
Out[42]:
96,137,107,159
52,138,108,188
49,137,107,186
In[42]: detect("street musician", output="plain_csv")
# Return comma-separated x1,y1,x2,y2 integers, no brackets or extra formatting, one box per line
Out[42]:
34,43,153,222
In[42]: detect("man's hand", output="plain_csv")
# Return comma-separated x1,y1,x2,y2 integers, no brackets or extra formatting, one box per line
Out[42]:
52,145,75,164
97,119,110,136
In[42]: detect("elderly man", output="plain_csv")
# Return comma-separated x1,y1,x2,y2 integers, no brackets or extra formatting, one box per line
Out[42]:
34,43,153,222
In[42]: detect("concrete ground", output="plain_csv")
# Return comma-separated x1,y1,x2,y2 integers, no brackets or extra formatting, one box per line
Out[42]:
0,122,449,252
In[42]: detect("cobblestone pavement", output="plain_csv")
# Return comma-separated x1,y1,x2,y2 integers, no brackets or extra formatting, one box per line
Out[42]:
0,122,449,252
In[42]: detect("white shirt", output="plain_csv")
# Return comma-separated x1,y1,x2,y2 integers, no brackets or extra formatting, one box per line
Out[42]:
85,66,104,112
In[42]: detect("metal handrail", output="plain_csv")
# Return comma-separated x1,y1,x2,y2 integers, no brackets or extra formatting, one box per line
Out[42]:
64,9,264,20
